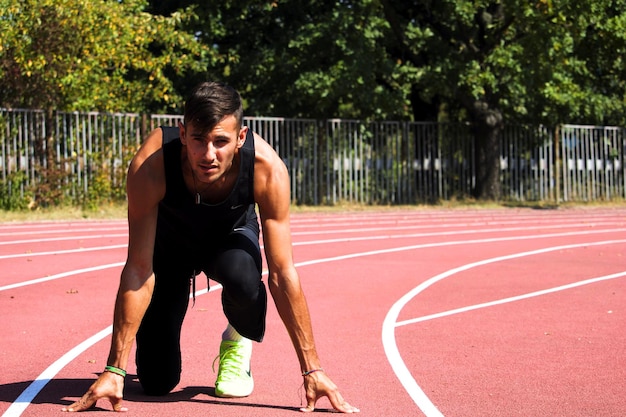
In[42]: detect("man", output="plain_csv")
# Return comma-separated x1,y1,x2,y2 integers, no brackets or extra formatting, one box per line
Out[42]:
62,81,358,413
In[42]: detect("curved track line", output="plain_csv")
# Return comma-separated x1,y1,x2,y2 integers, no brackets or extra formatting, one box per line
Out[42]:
2,326,113,417
1,284,222,417
397,270,626,327
382,239,626,417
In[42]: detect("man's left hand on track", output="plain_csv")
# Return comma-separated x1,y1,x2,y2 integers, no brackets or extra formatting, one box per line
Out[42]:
299,371,360,413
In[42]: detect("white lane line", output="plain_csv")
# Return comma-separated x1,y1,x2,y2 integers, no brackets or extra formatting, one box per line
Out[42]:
293,226,626,246
0,227,126,237
0,234,127,246
2,284,222,417
382,239,626,417
397,270,626,327
0,245,127,260
2,327,113,417
0,263,125,292
290,220,622,236
288,210,625,227
0,221,125,232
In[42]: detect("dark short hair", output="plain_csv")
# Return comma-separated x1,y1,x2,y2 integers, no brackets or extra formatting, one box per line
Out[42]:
183,81,243,134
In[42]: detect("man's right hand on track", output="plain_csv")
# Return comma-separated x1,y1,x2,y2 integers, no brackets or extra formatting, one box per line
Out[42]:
61,372,127,412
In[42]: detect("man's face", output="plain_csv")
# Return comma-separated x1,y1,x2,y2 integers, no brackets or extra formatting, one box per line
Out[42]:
179,115,247,185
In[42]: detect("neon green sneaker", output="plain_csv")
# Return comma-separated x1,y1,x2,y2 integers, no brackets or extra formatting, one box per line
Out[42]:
213,340,254,398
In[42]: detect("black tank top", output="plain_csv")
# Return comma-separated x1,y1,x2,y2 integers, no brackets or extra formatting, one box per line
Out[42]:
154,126,258,266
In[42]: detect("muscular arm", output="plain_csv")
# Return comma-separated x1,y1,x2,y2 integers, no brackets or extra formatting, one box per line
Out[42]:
254,138,320,372
253,135,358,413
63,129,165,412
254,144,320,372
106,169,160,371
107,129,167,367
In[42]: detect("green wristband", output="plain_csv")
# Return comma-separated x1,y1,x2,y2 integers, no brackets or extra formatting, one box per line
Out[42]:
104,365,127,377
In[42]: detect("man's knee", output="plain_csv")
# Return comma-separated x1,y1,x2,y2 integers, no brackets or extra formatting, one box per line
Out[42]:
138,374,180,396
135,335,182,396
136,360,181,396
215,249,262,304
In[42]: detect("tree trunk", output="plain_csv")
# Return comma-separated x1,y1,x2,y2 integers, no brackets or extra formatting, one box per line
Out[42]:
471,101,503,200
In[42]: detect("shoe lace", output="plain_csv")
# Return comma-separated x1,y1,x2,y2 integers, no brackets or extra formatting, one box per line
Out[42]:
212,343,249,381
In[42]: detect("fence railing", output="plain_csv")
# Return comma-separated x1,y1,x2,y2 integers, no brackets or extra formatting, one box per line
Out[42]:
1,108,624,207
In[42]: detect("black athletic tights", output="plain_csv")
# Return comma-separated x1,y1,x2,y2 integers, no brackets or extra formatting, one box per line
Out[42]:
135,227,267,395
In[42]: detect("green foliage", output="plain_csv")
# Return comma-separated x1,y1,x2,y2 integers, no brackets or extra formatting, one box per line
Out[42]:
151,0,407,119
82,172,113,211
0,0,213,113
4,0,625,124
370,0,626,199
0,171,31,210
378,0,626,126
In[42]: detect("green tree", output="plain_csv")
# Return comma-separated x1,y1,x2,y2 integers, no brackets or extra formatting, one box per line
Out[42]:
536,1,626,126
147,0,405,119
379,0,626,199
234,0,405,120
0,0,212,113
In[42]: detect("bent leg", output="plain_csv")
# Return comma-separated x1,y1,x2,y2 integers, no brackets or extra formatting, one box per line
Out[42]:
209,228,266,342
135,270,190,395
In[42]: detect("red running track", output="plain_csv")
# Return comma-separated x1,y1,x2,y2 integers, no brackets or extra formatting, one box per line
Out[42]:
1,207,625,417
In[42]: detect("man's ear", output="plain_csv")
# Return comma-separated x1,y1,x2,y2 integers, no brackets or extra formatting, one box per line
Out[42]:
237,126,249,148
178,121,187,145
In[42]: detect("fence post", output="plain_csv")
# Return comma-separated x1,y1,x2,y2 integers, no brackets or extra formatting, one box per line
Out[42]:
140,113,149,141
554,125,561,203
622,127,626,200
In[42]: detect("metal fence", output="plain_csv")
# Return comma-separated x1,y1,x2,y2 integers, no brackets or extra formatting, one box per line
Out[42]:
1,108,625,206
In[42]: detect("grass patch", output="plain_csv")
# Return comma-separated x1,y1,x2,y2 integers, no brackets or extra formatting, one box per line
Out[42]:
1,199,623,223
0,201,128,222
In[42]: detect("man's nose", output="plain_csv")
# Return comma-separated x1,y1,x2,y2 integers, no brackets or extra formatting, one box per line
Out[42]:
204,142,217,160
